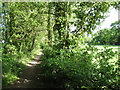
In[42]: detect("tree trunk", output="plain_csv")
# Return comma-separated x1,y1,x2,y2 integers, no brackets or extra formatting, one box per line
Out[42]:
31,32,37,50
65,1,70,48
47,2,53,46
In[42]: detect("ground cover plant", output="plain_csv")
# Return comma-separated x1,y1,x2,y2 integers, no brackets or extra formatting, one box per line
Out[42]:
91,20,120,45
2,46,41,86
1,2,119,88
1,2,47,86
41,44,119,88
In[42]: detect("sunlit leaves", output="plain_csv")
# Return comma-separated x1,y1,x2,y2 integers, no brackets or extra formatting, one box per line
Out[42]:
41,44,118,88
72,2,114,36
91,20,120,45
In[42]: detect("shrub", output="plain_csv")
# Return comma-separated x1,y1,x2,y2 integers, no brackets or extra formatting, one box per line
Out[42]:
41,45,118,88
2,44,41,87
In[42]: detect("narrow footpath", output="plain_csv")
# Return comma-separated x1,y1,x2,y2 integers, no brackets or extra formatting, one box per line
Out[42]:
4,49,58,88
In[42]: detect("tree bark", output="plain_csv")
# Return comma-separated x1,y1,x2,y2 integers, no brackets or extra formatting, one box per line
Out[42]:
31,32,37,50
47,2,53,46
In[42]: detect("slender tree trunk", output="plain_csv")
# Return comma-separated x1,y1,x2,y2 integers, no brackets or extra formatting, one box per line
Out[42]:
54,3,62,41
19,42,22,53
64,1,70,48
31,32,37,50
47,2,52,46
53,2,70,49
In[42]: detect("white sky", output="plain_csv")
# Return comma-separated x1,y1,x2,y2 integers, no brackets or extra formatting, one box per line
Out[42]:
70,7,119,36
94,7,119,34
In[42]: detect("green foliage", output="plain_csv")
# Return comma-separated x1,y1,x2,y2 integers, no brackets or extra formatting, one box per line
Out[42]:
2,54,23,86
48,2,118,49
1,2,119,88
84,36,92,44
72,2,111,36
91,20,120,45
41,45,118,88
2,2,47,86
2,46,41,86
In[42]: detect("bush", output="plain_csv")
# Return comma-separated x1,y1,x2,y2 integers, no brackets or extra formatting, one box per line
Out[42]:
2,53,25,86
41,45,119,88
2,44,41,87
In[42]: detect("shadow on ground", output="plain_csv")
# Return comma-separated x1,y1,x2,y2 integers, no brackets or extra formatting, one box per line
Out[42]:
3,49,63,89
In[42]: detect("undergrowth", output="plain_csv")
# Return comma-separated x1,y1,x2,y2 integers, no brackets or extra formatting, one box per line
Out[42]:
2,45,41,87
41,44,119,89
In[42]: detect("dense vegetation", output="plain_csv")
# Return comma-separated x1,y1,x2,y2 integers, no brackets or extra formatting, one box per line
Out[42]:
2,2,48,86
1,2,119,88
91,20,120,45
41,44,118,88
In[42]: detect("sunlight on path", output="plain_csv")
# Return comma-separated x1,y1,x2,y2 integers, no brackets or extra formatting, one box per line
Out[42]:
6,49,45,88
27,49,43,67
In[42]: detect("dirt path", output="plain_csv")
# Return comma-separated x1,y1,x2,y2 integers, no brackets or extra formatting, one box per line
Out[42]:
5,49,44,88
3,49,64,89
4,49,56,88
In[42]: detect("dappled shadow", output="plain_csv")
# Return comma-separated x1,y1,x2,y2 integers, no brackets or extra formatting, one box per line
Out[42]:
3,49,64,89
2,54,26,88
3,49,47,88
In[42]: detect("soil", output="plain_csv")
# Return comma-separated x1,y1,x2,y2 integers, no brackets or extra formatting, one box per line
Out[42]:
3,49,60,89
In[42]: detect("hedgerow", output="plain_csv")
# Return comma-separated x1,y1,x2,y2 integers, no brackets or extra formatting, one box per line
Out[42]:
41,44,119,88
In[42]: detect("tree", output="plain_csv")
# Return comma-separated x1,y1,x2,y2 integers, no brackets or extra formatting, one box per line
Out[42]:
47,2,53,46
53,2,71,49
91,20,120,45
2,2,48,53
50,2,119,49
